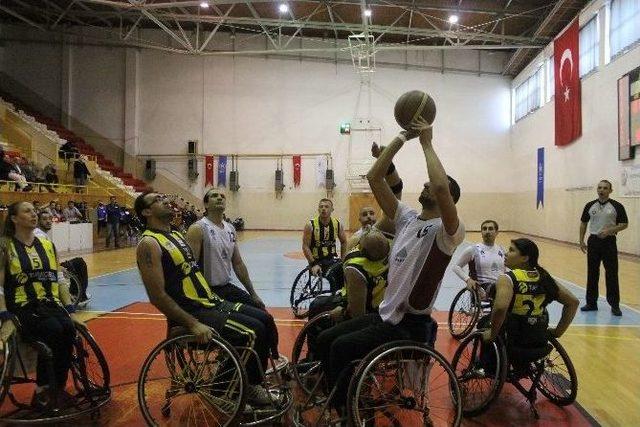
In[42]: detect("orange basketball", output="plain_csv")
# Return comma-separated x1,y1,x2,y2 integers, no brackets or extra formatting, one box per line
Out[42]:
394,90,436,130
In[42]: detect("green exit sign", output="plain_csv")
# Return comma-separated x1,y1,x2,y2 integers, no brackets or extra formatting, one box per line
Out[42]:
340,122,351,135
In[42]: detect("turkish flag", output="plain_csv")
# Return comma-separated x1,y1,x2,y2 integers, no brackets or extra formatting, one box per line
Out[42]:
205,155,214,186
554,20,582,146
293,155,302,187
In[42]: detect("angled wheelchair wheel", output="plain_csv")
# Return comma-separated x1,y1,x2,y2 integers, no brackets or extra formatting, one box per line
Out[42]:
348,341,462,427
66,270,82,309
451,331,507,417
536,337,577,406
291,313,334,396
69,325,111,407
138,334,247,427
0,333,15,407
448,288,481,339
290,267,328,319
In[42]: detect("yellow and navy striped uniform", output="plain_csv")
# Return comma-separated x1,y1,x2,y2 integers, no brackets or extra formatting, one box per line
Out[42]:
342,249,388,312
5,236,61,309
310,216,340,260
141,229,222,310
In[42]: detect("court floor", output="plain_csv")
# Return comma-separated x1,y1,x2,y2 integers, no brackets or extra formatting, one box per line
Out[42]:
73,231,640,426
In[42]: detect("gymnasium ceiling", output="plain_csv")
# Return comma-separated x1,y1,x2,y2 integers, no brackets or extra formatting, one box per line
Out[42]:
0,0,588,76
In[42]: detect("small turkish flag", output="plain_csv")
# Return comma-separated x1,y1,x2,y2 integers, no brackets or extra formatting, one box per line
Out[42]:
293,155,302,187
205,155,214,186
554,19,582,146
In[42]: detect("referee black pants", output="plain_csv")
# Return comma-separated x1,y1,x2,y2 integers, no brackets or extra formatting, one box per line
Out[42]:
316,313,437,408
13,303,76,389
586,235,620,308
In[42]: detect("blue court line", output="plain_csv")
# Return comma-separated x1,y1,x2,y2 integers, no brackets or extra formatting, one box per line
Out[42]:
84,238,640,326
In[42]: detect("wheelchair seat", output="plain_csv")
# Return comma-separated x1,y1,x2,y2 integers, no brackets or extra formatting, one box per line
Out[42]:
508,344,553,364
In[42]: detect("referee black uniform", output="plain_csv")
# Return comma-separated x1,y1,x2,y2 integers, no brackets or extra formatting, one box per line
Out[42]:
580,198,628,313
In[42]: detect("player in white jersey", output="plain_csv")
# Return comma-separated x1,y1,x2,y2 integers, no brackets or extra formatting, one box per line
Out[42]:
186,187,281,359
320,116,465,410
452,219,505,296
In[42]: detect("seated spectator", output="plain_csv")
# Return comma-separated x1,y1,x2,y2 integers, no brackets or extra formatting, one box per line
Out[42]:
58,141,79,160
44,163,59,184
0,149,32,192
62,201,83,223
50,201,65,222
77,201,89,222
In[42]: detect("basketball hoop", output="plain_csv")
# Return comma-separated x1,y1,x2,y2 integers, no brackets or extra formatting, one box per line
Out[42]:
348,33,376,79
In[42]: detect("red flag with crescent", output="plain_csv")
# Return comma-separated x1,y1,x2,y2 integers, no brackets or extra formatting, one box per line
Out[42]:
554,19,582,146
205,155,214,186
293,155,302,187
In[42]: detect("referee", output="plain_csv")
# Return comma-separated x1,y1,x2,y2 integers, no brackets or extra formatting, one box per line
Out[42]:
579,180,628,316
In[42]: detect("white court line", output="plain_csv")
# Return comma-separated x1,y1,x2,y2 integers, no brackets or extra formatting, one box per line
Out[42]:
89,267,137,280
553,276,640,315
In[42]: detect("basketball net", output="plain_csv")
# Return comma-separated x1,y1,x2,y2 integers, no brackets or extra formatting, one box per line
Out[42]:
348,33,376,83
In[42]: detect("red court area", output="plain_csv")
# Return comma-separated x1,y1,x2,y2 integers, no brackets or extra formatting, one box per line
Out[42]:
82,304,595,426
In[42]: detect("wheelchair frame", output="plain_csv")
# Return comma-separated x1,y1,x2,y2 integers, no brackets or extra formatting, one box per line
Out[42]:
137,326,293,426
290,260,343,319
0,322,111,424
291,313,463,427
452,329,578,419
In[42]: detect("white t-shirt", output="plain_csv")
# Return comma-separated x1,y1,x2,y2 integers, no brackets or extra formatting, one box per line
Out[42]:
379,202,465,325
196,217,237,287
453,243,505,285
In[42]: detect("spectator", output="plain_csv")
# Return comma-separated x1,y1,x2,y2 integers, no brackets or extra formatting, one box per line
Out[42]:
33,200,42,213
96,201,107,235
44,163,59,184
77,201,89,221
0,148,31,191
106,196,121,248
50,201,64,222
59,141,79,160
63,201,83,223
73,157,90,192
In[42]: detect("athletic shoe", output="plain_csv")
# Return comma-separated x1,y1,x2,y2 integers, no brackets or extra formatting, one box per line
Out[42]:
580,304,598,312
246,385,281,406
611,307,622,316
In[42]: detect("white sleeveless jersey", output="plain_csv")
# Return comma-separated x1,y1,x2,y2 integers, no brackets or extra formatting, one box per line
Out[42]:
379,202,465,325
196,217,237,287
470,243,505,284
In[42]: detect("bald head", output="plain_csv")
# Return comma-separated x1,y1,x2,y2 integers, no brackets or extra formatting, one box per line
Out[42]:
360,228,389,262
358,206,376,227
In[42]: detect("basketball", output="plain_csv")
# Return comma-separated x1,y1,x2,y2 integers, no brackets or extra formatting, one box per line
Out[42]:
394,90,437,130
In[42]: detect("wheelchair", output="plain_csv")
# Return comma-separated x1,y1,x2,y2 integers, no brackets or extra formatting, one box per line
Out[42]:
451,321,578,419
137,325,293,426
290,259,343,319
291,313,463,426
0,321,111,423
447,284,494,339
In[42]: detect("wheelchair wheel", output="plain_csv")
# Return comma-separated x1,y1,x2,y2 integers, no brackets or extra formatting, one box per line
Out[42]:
66,270,82,309
536,337,577,406
69,325,111,401
451,331,507,417
448,288,480,339
0,333,15,407
290,267,327,319
291,313,334,396
138,334,247,426
348,341,462,427
323,261,344,293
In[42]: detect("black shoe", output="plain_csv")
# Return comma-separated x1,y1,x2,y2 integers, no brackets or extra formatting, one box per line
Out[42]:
31,389,52,412
580,304,598,312
612,307,622,316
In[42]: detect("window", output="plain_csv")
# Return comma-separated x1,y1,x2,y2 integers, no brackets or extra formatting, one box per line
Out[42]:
610,0,640,57
579,17,599,77
514,68,542,121
545,56,555,102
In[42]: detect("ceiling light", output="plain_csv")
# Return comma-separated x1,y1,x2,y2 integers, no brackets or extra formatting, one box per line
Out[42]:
279,4,289,13
448,14,459,24
199,1,209,8
364,9,372,17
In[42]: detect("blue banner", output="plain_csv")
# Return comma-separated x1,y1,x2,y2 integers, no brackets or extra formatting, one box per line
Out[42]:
536,147,544,209
217,155,227,187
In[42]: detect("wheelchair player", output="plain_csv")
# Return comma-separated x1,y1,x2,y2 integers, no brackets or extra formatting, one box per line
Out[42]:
0,201,84,410
480,238,579,367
